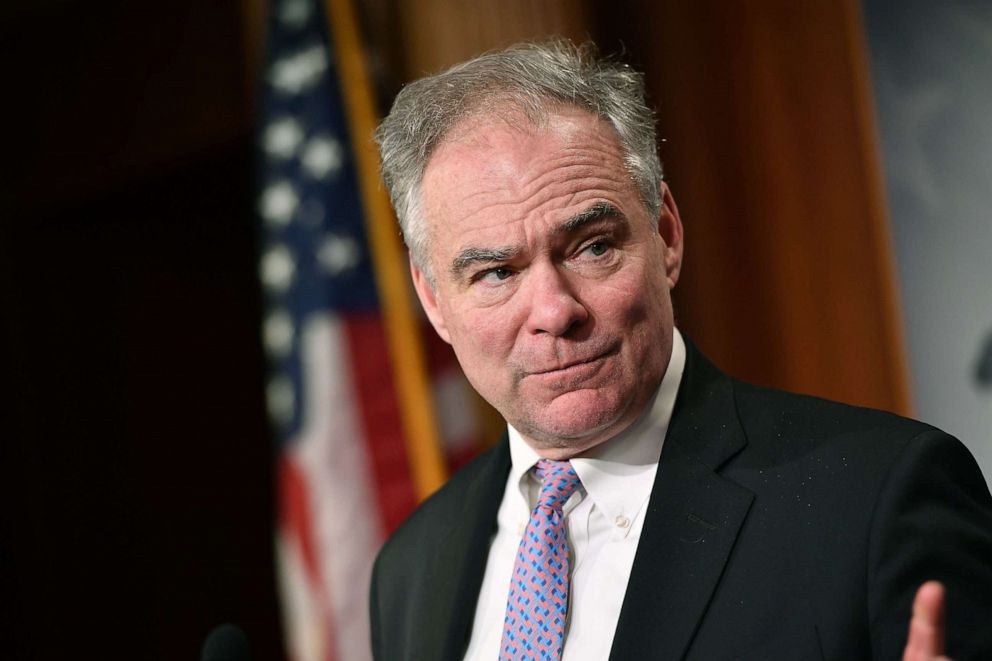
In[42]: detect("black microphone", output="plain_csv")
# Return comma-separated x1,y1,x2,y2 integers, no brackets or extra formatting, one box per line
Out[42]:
201,623,250,661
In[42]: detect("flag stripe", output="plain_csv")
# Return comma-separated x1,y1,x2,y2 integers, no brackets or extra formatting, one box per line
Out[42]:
294,314,382,661
277,456,337,660
258,2,393,656
259,1,485,657
344,313,418,533
321,0,448,499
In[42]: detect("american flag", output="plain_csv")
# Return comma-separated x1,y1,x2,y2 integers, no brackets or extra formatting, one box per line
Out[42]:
256,0,483,659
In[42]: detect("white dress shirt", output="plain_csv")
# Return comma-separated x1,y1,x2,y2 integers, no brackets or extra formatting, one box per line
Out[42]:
463,329,687,660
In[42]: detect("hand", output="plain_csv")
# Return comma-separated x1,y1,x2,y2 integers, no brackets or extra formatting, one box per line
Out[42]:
903,581,951,661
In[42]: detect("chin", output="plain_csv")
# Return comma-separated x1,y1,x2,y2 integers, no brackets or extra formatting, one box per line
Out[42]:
520,402,628,453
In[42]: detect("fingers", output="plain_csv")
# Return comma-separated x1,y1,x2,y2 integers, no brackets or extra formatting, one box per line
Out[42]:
903,581,950,661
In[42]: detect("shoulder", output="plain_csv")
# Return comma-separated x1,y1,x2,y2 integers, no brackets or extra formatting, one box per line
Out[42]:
726,378,990,533
374,440,509,569
725,382,992,659
719,377,992,521
731,379,943,465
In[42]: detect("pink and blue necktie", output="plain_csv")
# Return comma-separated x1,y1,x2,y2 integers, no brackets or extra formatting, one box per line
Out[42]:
499,459,581,661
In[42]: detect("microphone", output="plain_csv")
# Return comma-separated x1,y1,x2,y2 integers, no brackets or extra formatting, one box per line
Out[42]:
201,623,250,661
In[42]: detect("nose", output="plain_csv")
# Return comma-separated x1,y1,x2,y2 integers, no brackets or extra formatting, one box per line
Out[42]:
524,264,589,336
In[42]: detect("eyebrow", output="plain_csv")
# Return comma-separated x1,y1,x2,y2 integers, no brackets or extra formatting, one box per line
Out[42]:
450,245,519,279
555,201,626,235
447,202,627,280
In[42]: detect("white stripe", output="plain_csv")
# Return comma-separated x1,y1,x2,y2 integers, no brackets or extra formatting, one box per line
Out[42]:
433,368,480,450
276,529,328,661
287,314,383,661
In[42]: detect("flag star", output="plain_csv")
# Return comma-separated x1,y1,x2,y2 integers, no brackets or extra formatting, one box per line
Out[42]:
263,117,305,160
264,309,295,357
261,244,296,292
270,44,329,95
266,375,296,426
259,181,300,226
317,233,360,275
277,0,312,29
301,134,345,180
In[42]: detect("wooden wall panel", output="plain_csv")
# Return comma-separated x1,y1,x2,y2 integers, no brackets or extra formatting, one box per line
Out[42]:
595,0,912,414
389,0,588,77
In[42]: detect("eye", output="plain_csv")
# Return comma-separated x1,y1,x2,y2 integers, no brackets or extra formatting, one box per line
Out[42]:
476,266,514,283
572,237,619,270
585,241,609,257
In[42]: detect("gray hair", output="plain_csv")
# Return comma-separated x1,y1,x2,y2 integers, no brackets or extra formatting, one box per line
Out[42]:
374,39,663,281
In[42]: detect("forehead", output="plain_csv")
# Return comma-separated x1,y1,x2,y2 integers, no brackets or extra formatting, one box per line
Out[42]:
419,108,634,242
426,105,623,183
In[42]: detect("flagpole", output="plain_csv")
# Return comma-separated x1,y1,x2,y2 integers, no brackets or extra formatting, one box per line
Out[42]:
322,0,448,499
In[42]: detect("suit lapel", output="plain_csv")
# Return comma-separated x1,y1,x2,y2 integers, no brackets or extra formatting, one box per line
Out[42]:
422,439,511,661
609,342,754,661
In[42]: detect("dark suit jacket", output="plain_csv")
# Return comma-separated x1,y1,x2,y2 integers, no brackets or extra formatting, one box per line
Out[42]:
370,340,992,660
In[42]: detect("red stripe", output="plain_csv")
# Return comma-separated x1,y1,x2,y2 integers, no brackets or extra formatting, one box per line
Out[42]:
421,319,488,467
278,456,338,659
421,319,460,372
279,456,323,582
446,444,480,472
343,312,418,534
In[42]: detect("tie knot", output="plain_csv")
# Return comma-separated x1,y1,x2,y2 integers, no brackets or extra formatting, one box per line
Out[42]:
534,459,580,511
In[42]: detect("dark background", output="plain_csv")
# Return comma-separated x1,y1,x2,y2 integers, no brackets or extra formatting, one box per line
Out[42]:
2,1,284,658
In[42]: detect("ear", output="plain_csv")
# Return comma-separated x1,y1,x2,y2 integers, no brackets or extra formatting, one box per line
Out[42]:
657,181,684,289
410,254,452,344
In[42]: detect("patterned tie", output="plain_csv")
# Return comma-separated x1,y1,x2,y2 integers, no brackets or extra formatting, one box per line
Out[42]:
499,459,582,661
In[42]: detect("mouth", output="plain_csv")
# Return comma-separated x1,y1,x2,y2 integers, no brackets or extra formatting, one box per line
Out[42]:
525,345,619,383
532,354,606,375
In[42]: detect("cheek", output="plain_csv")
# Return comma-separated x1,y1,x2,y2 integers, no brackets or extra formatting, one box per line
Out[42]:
590,271,655,323
446,313,520,406
593,271,671,352
445,305,517,364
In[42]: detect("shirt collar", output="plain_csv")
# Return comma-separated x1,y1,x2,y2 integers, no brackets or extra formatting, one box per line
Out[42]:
507,328,687,520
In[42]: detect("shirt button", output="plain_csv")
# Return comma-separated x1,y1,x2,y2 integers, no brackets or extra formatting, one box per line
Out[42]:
614,515,630,529
517,522,526,535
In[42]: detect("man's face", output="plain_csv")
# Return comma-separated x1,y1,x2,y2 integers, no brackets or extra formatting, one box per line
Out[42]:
412,107,684,459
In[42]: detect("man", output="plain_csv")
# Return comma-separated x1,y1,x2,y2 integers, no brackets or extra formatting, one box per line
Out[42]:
369,41,992,660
